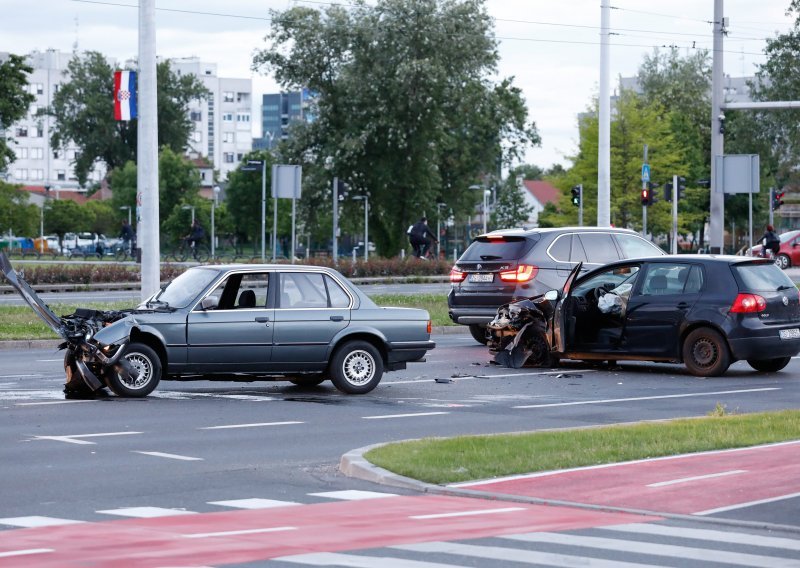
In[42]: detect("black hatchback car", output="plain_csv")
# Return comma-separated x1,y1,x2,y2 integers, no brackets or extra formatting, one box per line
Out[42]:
448,227,665,343
487,255,800,376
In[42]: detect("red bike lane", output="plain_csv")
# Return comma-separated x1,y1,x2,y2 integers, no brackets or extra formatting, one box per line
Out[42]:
454,440,800,516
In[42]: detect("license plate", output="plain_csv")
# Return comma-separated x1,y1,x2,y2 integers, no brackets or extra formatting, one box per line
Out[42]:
469,273,493,283
779,328,800,340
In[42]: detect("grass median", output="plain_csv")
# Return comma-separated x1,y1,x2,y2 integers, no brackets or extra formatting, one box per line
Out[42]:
365,409,800,485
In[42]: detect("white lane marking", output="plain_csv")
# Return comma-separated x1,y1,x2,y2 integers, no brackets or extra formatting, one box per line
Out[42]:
35,359,63,362
451,440,800,488
308,490,397,501
200,421,303,430
410,507,525,520
0,516,84,528
0,374,42,378
362,411,449,420
31,431,142,445
152,392,274,401
183,526,296,539
0,549,54,559
696,490,800,515
513,387,780,408
133,451,203,461
275,552,457,567
647,469,747,487
97,507,196,518
600,522,800,551
208,498,300,509
17,400,95,406
382,369,595,385
504,532,797,567
395,541,655,568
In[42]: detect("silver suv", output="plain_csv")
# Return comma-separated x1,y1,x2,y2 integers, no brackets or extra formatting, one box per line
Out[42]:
447,227,665,343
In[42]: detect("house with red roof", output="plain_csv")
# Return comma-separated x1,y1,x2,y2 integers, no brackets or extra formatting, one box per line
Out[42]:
521,179,561,227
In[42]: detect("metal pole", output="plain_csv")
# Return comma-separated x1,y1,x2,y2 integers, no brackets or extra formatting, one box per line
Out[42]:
261,161,266,262
597,1,611,227
482,191,487,234
138,0,160,298
748,178,754,254
291,196,296,264
709,0,725,253
578,184,584,227
672,174,678,254
211,201,215,258
769,187,774,228
39,207,44,253
190,207,195,226
332,176,338,265
364,196,369,262
436,211,441,259
273,196,277,261
642,145,648,237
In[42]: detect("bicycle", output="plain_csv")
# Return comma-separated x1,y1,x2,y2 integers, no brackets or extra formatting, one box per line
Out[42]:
170,239,210,263
114,242,136,262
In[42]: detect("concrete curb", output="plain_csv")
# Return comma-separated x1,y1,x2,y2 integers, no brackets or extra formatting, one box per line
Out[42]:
339,440,800,535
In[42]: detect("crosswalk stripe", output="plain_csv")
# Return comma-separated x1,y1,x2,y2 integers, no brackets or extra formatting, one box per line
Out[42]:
307,490,397,501
207,498,300,509
395,541,659,567
0,548,53,558
599,523,800,551
503,532,797,567
274,552,459,567
0,516,84,528
96,507,196,518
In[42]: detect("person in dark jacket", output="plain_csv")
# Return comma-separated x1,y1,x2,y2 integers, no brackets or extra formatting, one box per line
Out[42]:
185,219,206,247
757,224,780,257
119,220,135,251
408,217,438,258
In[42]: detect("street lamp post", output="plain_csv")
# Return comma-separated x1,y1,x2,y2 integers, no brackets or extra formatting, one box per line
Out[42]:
181,205,195,225
119,205,132,226
469,184,490,235
352,195,369,261
211,185,220,259
436,202,447,259
39,206,46,254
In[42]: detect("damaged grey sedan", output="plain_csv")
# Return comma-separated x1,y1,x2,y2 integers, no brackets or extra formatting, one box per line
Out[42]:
0,252,435,398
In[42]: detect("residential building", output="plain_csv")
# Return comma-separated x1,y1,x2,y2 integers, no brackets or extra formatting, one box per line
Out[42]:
0,49,100,190
170,57,253,180
521,180,561,227
257,89,315,150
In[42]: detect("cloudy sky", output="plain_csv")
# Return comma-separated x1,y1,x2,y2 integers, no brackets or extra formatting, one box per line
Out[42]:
3,0,796,169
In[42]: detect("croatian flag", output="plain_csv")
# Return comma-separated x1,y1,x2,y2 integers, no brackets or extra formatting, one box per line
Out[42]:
113,70,137,121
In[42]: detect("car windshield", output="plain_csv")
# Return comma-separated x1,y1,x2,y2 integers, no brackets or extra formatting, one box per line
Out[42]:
155,267,220,308
734,262,796,291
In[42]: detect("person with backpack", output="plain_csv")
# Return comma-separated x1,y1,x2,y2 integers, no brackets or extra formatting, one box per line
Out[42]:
758,224,780,258
408,217,438,258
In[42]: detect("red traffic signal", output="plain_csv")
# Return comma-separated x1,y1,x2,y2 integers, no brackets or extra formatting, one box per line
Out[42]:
641,188,652,206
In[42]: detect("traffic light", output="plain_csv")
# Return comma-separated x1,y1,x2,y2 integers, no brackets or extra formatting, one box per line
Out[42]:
677,176,686,200
641,187,652,206
663,183,673,203
773,189,785,211
571,185,581,207
336,179,349,201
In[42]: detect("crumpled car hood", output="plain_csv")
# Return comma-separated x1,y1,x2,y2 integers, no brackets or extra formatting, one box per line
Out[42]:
0,251,67,338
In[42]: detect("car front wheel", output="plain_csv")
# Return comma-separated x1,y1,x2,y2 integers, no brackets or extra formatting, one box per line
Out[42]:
329,340,384,394
104,342,162,397
682,328,730,377
747,357,791,373
469,324,488,345
776,254,790,270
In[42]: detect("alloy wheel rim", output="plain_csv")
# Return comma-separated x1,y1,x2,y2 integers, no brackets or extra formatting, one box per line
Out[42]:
343,350,374,385
123,353,153,389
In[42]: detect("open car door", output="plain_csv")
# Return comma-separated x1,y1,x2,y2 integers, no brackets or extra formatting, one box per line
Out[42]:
552,262,582,353
0,251,66,339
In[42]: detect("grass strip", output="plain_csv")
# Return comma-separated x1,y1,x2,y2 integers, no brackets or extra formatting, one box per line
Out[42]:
365,410,800,485
371,294,452,327
0,302,136,340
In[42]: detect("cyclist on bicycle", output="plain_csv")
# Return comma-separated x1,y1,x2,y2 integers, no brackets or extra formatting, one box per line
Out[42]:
119,219,134,252
184,219,206,248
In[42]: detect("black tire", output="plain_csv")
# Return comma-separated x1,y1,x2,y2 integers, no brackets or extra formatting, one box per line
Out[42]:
776,254,790,270
329,340,384,394
104,342,161,397
172,248,188,262
468,324,488,345
193,244,210,263
289,375,326,387
747,356,791,373
682,327,731,377
114,248,129,262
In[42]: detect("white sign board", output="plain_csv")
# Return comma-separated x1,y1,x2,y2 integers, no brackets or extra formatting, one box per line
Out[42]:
271,165,302,199
714,154,760,194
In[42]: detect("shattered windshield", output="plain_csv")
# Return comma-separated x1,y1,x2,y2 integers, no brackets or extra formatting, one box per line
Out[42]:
154,267,219,308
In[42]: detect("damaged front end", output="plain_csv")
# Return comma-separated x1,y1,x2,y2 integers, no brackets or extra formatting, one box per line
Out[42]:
487,296,555,369
0,252,138,397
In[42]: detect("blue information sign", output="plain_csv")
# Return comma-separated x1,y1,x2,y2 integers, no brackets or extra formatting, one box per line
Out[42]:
641,164,650,182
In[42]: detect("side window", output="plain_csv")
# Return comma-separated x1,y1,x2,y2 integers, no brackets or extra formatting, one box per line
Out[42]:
640,264,696,296
579,233,620,264
325,276,351,308
549,235,571,261
615,234,663,259
682,265,705,294
280,273,328,308
236,273,269,308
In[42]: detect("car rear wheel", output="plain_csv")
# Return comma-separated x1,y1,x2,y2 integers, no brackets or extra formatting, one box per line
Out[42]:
682,328,730,377
329,340,383,394
746,356,791,373
104,342,162,397
468,324,488,345
776,254,790,270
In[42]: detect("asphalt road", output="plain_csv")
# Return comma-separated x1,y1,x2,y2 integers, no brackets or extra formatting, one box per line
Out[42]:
0,337,799,566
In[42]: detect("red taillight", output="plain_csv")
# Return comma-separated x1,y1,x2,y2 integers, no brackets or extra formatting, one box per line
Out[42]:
449,267,466,283
427,320,432,334
730,293,767,313
499,264,538,283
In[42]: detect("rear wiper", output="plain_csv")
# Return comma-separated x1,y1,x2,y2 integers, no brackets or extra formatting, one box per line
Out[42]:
480,255,502,260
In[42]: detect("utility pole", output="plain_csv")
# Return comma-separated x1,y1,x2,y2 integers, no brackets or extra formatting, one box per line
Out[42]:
138,0,159,299
597,1,611,227
672,174,679,254
332,177,338,265
642,145,649,237
709,0,725,253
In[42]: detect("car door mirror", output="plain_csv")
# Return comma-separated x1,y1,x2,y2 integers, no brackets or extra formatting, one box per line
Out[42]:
544,290,560,302
200,296,219,310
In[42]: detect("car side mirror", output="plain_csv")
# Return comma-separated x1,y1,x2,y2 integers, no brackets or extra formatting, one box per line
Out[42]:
544,290,560,302
200,296,219,310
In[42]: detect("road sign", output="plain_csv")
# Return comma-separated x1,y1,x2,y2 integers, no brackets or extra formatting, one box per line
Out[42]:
641,164,650,183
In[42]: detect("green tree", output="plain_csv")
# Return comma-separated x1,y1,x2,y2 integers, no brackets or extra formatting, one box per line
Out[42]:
254,0,539,254
0,181,38,236
44,199,91,242
50,52,208,185
0,54,35,171
223,151,276,250
84,200,116,237
491,167,534,230
109,160,138,217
